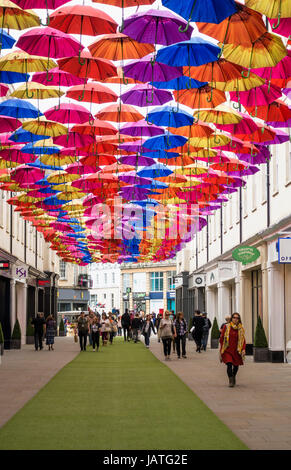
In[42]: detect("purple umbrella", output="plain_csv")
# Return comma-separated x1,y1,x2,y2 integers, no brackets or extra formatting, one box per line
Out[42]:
118,155,156,167
266,118,291,128
261,129,289,145
118,171,152,185
119,185,152,200
120,84,172,107
123,55,183,83
227,165,260,177
118,139,153,153
282,87,291,100
120,120,164,137
238,153,269,165
122,9,193,46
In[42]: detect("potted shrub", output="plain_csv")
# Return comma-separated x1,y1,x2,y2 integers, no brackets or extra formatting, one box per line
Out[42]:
11,319,21,349
253,316,269,362
211,317,220,349
0,322,4,356
59,318,65,337
26,319,35,345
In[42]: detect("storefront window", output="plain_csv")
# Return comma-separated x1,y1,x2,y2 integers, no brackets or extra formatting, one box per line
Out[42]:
167,271,176,290
252,270,263,342
123,273,130,293
133,272,146,292
150,272,163,291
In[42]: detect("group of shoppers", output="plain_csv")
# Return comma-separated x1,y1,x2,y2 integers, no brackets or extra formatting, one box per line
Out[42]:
31,312,56,351
76,310,118,351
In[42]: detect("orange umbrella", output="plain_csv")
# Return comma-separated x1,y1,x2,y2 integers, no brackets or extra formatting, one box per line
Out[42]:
173,85,226,109
66,83,118,104
88,33,154,61
95,103,144,122
102,66,142,84
184,59,243,83
196,3,267,48
58,51,117,81
169,122,214,139
158,155,196,166
210,159,247,172
99,162,135,173
245,100,291,122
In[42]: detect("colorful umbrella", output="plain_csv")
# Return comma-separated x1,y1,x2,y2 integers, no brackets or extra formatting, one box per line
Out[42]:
0,0,40,30
120,84,172,107
66,83,118,104
0,98,42,118
156,38,221,68
58,51,117,81
123,55,183,82
245,0,291,27
44,103,93,124
120,120,164,137
88,33,154,62
0,70,29,83
96,104,144,123
22,118,68,137
147,106,194,127
32,67,86,86
173,85,226,109
0,115,22,132
11,82,64,99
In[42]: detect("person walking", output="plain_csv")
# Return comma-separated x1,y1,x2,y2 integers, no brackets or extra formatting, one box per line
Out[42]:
117,315,122,336
201,312,212,351
159,311,174,360
87,309,96,347
100,313,110,346
191,310,205,353
220,315,231,335
220,312,246,387
77,311,89,351
132,313,142,343
31,312,46,351
141,314,156,348
108,312,117,345
45,315,56,351
156,313,162,343
91,315,101,351
121,309,131,342
173,312,188,359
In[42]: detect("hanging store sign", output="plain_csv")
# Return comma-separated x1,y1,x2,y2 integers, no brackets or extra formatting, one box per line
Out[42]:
0,260,9,270
232,246,260,265
278,238,291,264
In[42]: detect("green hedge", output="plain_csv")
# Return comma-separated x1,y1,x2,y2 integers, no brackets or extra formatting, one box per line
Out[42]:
12,319,21,340
211,317,220,339
59,318,65,332
254,316,268,348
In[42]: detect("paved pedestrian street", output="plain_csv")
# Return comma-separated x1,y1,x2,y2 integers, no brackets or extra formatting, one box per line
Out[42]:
0,337,291,450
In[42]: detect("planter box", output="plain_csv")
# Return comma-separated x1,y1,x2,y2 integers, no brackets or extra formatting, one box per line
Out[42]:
11,339,21,350
26,336,35,345
253,347,269,362
211,338,219,349
0,343,3,356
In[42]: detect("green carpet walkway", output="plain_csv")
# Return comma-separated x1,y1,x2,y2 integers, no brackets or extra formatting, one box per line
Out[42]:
0,339,247,450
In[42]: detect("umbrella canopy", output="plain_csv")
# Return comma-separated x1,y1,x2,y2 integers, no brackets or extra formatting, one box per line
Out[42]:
142,133,187,150
156,38,221,67
245,0,291,19
230,83,282,107
123,55,183,82
122,9,193,46
22,119,68,137
0,29,16,49
66,82,118,104
0,70,29,83
96,103,144,122
32,67,86,86
120,84,172,107
11,82,64,99
0,98,42,118
44,103,92,124
137,163,173,178
162,0,237,24
58,51,117,81
147,105,194,127
88,33,154,61
0,115,22,132
151,76,207,90
15,26,84,59
120,120,164,137
173,85,226,109
0,50,57,73
0,0,40,30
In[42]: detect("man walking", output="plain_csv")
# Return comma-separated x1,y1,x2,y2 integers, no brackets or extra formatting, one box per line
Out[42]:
131,313,142,343
77,311,89,351
201,312,212,351
31,312,46,351
121,309,131,341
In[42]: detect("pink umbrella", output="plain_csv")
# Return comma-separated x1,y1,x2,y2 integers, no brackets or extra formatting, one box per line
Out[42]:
66,162,98,175
0,148,38,164
0,84,9,97
216,113,258,135
229,84,282,108
269,17,291,39
59,147,90,157
12,0,71,8
44,103,93,124
32,67,87,86
53,131,94,148
251,51,291,82
10,165,45,186
16,27,84,59
52,222,75,232
0,116,22,133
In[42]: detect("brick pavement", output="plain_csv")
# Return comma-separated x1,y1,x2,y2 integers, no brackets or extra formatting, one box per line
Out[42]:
0,336,79,428
150,337,291,450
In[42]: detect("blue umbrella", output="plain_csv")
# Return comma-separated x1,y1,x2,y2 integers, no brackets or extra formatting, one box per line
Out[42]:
139,180,168,189
10,128,50,143
43,196,68,206
162,0,237,30
137,163,173,179
0,99,42,119
21,144,60,155
0,30,16,49
142,150,180,159
0,71,29,84
132,199,160,207
37,187,60,195
27,161,63,171
147,105,194,127
151,76,207,90
156,38,221,68
142,133,187,150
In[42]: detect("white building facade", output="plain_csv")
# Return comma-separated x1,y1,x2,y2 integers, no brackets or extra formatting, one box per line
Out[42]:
89,263,121,314
176,140,291,362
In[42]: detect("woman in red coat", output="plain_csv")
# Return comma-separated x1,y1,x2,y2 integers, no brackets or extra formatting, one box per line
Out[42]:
220,312,246,387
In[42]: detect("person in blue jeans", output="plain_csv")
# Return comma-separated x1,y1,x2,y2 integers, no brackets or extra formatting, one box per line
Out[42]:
173,312,188,359
141,314,156,348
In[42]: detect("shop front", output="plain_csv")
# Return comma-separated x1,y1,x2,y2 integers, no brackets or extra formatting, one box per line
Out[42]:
167,291,176,313
133,292,146,314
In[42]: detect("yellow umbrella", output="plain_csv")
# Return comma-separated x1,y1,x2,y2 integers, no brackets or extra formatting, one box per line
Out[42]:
210,74,265,92
47,171,79,184
222,33,287,74
176,166,207,176
11,82,64,100
193,105,242,125
0,172,11,182
189,134,230,148
183,149,218,158
0,1,40,30
22,118,68,137
61,200,85,212
0,50,57,73
0,158,18,169
56,186,86,201
170,179,201,188
245,0,291,19
17,193,42,203
40,154,76,166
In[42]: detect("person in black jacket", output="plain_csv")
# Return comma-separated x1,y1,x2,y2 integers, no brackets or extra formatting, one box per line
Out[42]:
31,313,46,351
191,310,205,353
201,312,212,351
173,312,188,359
121,309,131,342
141,314,156,348
131,313,142,343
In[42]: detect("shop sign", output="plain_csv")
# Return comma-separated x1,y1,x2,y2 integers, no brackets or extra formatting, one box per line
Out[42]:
0,260,9,270
14,264,28,281
133,292,146,300
123,294,129,300
174,276,182,288
278,238,291,264
167,291,176,299
232,246,260,265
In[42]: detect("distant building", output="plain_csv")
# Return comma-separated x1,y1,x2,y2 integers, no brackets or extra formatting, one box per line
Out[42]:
89,263,121,313
57,260,91,314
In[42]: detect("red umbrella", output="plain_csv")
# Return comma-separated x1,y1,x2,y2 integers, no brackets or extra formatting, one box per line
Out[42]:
72,119,117,136
58,51,117,82
66,82,118,104
80,154,117,167
245,100,291,123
